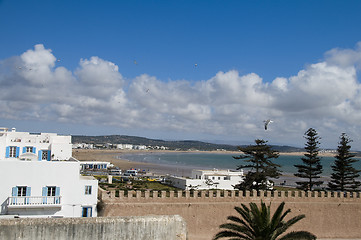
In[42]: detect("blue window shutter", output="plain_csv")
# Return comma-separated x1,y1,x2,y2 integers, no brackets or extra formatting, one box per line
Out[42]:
5,147,10,158
23,147,26,153
47,151,51,161
25,187,31,204
42,187,47,196
33,147,36,153
38,150,42,161
42,187,47,204
26,187,31,196
12,187,18,196
55,187,60,204
55,187,60,196
16,147,20,157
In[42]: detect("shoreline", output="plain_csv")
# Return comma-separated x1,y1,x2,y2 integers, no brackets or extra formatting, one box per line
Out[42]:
72,149,334,186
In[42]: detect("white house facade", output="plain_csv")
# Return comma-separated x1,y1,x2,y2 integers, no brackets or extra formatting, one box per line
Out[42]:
167,169,244,190
0,128,98,218
0,127,72,161
116,144,134,150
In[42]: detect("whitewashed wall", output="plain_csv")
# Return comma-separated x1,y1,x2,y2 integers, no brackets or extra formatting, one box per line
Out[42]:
0,161,98,218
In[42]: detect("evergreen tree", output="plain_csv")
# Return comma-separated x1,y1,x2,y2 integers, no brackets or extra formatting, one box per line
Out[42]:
233,139,281,191
213,201,316,240
294,128,323,191
328,133,361,191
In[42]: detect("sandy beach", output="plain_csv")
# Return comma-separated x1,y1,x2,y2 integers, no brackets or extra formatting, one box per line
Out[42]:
72,149,333,187
73,149,213,177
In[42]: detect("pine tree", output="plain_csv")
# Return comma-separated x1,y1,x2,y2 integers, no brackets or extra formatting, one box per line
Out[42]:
328,133,361,191
233,139,281,191
294,128,323,191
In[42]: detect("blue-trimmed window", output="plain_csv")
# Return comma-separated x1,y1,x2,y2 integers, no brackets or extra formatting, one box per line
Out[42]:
23,146,36,154
42,186,60,204
12,186,29,197
38,150,51,161
11,186,31,204
82,207,92,217
6,146,19,158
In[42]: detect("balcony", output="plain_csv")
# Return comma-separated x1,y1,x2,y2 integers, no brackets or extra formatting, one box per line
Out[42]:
7,196,62,208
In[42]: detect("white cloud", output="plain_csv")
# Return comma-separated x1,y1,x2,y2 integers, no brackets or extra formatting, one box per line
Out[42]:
2,43,361,148
325,42,361,70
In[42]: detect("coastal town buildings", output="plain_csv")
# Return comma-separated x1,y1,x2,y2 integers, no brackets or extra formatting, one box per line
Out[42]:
0,127,98,218
80,161,113,172
167,169,244,190
72,143,94,149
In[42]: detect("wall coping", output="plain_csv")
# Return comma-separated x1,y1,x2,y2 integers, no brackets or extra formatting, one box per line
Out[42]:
100,189,361,201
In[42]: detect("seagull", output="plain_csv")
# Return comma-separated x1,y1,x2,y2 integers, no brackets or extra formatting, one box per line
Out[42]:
263,119,273,130
194,63,198,67
145,89,150,93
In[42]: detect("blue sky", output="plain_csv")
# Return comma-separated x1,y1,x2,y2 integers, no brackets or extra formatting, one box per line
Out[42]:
1,0,361,149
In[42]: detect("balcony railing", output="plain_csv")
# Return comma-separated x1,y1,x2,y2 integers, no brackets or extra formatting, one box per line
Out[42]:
8,196,61,208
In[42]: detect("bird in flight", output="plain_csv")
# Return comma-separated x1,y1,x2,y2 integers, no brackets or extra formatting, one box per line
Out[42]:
263,119,273,130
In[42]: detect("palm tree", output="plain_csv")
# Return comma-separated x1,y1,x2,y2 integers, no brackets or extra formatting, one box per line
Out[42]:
213,201,316,240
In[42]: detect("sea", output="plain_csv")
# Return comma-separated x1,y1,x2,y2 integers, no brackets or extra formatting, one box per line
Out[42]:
118,152,361,178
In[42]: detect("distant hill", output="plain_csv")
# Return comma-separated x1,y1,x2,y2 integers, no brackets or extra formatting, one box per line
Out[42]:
72,135,303,152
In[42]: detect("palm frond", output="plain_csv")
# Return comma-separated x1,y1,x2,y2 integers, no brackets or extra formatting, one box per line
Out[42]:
226,216,256,237
270,202,286,231
213,230,252,240
278,231,316,240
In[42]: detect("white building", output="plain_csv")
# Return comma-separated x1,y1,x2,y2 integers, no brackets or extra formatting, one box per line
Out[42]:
134,145,147,150
167,169,244,190
0,128,98,218
0,127,72,161
80,161,113,171
72,143,94,149
116,144,134,150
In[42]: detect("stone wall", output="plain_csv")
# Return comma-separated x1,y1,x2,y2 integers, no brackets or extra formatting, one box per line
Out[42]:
0,215,187,240
100,189,361,240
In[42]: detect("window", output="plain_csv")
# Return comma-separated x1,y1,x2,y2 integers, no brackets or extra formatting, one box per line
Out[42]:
11,186,31,205
42,151,48,160
42,186,60,204
17,186,27,196
82,207,92,217
9,146,17,157
85,186,92,195
26,147,34,153
47,186,56,196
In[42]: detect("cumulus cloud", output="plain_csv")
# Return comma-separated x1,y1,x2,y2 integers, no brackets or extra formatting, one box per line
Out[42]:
1,43,361,147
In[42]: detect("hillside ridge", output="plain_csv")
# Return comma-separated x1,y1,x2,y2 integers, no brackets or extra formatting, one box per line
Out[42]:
72,135,303,152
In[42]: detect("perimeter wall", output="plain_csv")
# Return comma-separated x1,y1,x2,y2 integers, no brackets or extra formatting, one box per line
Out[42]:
0,215,187,240
100,189,361,240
